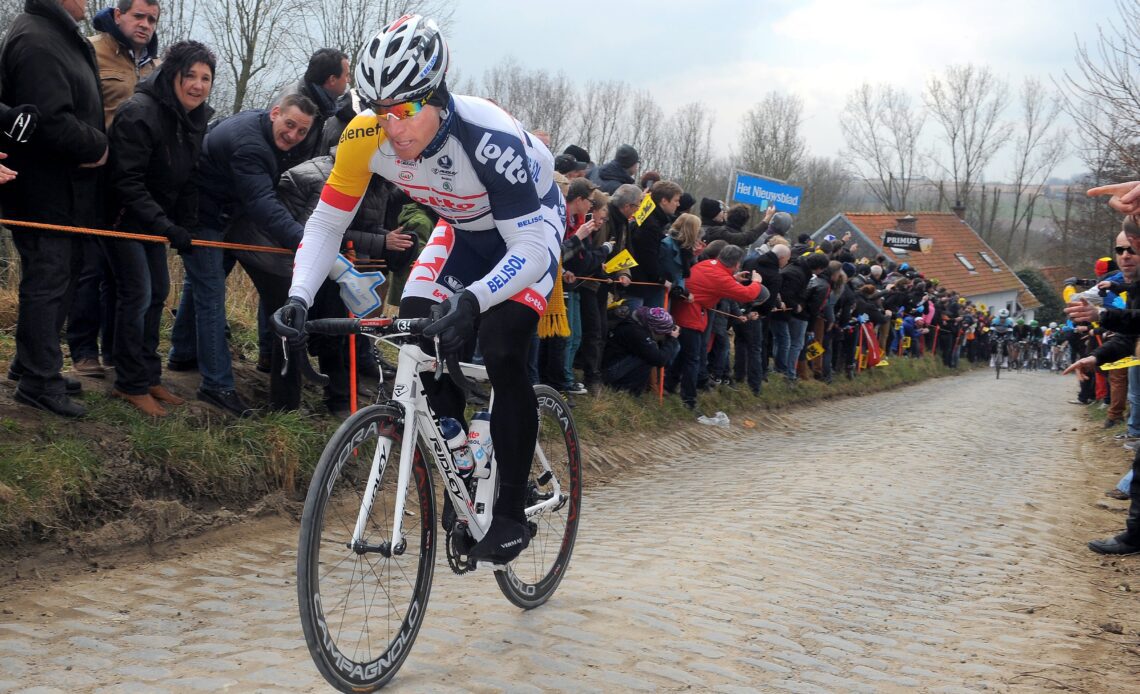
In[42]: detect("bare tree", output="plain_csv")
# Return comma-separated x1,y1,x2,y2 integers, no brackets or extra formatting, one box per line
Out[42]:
574,80,628,165
660,102,715,193
203,0,302,114
923,64,1013,212
1003,78,1068,259
737,92,806,181
625,89,665,173
792,156,853,234
310,0,455,64
478,58,577,148
839,83,925,211
157,0,199,51
1060,0,1140,171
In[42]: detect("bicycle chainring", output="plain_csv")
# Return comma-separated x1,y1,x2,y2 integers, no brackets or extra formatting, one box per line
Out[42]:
445,523,477,575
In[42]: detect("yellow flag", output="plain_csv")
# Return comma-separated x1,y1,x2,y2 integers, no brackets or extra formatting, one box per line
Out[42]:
805,341,825,360
901,336,912,350
633,193,656,226
875,358,890,367
1101,356,1140,370
603,248,638,274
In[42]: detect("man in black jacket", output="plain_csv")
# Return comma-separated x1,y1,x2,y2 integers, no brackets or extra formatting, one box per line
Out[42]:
705,204,775,249
627,180,681,309
271,47,350,168
0,0,108,418
736,243,788,391
167,94,316,416
602,305,680,394
770,251,812,381
590,143,639,194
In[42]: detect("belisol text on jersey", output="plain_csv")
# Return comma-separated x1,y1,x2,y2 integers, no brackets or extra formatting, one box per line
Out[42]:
485,254,527,293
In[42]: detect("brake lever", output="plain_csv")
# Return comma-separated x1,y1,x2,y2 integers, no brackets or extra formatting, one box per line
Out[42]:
280,337,330,386
433,335,445,382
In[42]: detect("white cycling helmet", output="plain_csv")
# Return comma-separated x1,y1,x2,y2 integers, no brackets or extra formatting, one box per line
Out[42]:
1049,321,1057,329
355,15,449,106
998,308,1010,318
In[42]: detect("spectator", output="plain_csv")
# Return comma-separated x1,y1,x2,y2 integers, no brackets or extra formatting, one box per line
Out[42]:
627,180,682,309
555,153,588,180
770,250,811,381
602,306,680,395
666,244,763,410
698,197,726,233
736,242,788,392
104,40,214,417
167,94,317,416
639,169,660,191
0,0,109,418
561,178,608,393
275,148,419,416
562,144,592,179
704,203,775,249
590,143,639,194
68,0,163,380
659,212,703,302
272,47,350,167
90,0,159,127
577,183,639,389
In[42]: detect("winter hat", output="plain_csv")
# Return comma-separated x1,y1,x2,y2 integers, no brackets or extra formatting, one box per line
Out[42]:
634,306,675,335
1095,256,1116,278
615,144,640,168
699,197,724,221
563,144,591,165
555,153,587,174
677,192,696,214
841,262,856,277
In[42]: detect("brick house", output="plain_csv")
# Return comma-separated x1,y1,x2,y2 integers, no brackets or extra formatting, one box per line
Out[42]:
812,211,1041,319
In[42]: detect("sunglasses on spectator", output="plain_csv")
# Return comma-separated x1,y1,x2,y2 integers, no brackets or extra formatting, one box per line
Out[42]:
369,92,433,121
1115,246,1137,256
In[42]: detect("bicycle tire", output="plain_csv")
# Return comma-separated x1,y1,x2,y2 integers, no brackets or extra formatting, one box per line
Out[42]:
297,405,435,692
494,384,582,609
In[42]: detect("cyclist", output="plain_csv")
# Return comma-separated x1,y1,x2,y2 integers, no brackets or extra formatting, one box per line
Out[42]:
990,308,1015,367
273,15,564,563
1025,319,1042,369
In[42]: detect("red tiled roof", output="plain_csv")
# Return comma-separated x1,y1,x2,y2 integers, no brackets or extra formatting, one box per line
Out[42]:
842,212,1040,308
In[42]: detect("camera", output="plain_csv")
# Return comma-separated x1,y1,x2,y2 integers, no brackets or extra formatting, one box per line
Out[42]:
1064,277,1097,288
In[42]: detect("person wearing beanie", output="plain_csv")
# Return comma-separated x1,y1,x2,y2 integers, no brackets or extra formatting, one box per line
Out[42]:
590,143,640,194
640,169,661,191
704,203,776,248
677,192,695,216
601,305,680,395
699,197,725,225
555,152,588,179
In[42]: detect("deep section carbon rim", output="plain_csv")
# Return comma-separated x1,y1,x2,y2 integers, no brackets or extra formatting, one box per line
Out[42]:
495,384,582,609
297,405,435,692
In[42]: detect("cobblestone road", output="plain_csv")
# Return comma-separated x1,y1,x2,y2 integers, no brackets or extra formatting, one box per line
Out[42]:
0,370,1131,692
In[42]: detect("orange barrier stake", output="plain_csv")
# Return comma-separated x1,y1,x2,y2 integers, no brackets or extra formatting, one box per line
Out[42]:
856,323,865,374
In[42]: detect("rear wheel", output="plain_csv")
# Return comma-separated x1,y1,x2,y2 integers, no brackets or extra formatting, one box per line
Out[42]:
495,384,582,609
297,405,435,692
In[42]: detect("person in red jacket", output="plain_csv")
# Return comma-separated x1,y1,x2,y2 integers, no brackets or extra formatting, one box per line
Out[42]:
666,245,765,410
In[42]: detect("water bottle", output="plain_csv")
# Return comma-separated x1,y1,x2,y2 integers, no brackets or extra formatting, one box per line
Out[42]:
439,417,474,476
467,410,493,479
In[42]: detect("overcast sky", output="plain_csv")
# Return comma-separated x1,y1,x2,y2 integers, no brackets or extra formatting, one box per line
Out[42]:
446,0,1120,181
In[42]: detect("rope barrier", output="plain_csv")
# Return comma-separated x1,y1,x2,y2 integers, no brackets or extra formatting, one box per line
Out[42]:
0,217,295,255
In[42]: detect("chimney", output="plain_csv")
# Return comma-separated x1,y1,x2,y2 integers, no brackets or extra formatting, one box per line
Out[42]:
895,215,917,234
951,200,966,220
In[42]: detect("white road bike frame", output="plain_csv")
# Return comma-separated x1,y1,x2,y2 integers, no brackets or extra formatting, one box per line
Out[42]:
347,333,566,556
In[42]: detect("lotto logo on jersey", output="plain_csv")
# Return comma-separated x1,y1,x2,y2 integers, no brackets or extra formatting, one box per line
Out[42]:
474,132,529,184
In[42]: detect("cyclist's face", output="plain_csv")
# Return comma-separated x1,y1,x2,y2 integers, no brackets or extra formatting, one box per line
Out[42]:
380,104,442,161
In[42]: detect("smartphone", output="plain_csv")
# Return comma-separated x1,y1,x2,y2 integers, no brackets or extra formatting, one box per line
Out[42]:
759,200,769,211
584,213,593,224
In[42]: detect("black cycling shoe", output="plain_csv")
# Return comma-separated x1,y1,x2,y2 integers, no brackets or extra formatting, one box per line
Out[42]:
469,516,530,564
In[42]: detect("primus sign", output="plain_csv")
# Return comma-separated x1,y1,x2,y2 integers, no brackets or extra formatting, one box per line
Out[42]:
882,230,933,253
729,170,802,213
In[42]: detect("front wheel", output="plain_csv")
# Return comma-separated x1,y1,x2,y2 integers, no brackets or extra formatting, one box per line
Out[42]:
297,405,436,692
495,384,582,609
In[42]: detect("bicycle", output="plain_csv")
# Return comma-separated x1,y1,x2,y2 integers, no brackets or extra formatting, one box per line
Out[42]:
992,334,1012,379
292,316,582,692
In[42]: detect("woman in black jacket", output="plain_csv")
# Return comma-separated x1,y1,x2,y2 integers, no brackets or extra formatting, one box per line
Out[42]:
105,41,215,416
